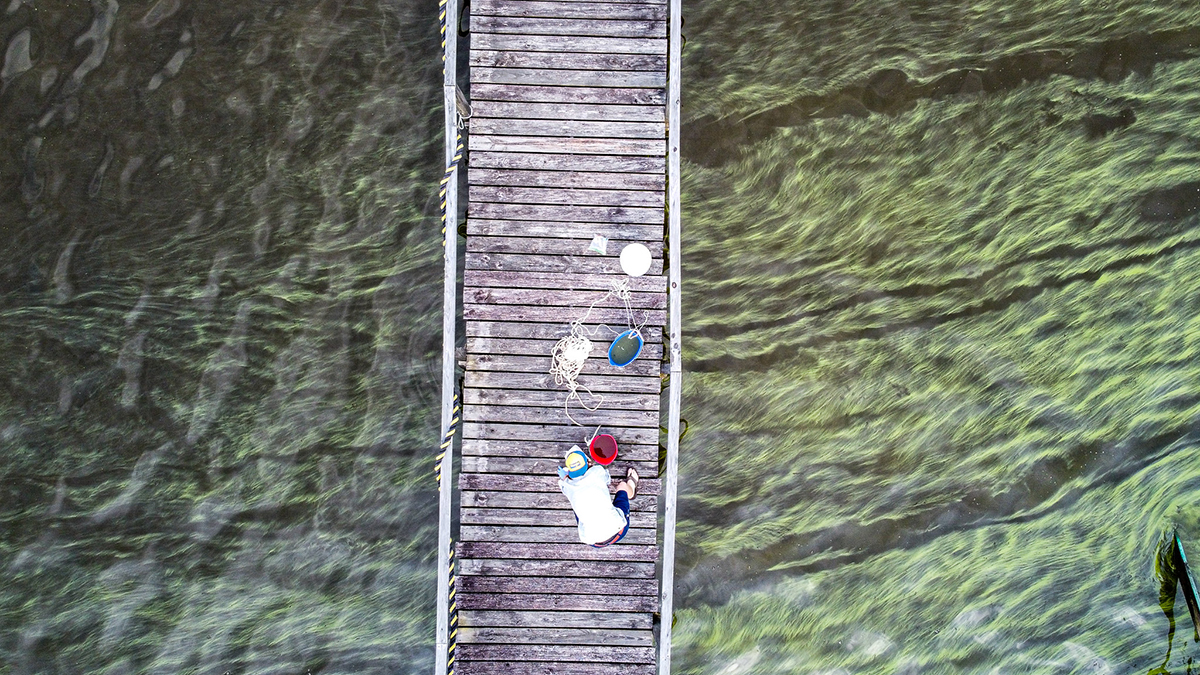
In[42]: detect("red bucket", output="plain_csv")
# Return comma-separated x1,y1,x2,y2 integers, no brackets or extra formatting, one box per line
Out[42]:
588,434,618,465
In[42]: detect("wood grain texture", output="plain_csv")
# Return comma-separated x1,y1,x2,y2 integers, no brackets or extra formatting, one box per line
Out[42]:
472,0,667,20
470,184,664,206
469,135,664,157
471,83,665,105
470,151,664,173
457,557,657,578
464,386,658,411
463,370,661,394
470,50,666,72
467,201,663,225
466,269,665,293
465,319,663,341
466,218,663,240
460,507,656,528
472,67,666,89
466,237,663,259
461,491,658,512
459,576,657,596
465,351,660,376
459,473,660,495
460,524,656,544
458,609,653,629
457,626,654,646
465,336,663,362
460,644,655,663
458,541,658,561
464,252,664,276
458,591,659,612
470,119,664,141
472,33,667,55
462,421,658,444
463,403,659,428
458,662,655,675
471,16,667,38
461,455,658,477
470,167,666,189
464,286,666,310
461,437,659,459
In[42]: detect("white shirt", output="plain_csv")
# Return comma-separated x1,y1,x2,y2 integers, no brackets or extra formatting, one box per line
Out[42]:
557,466,628,545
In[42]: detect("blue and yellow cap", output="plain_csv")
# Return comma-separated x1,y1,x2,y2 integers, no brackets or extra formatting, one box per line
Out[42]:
564,447,589,479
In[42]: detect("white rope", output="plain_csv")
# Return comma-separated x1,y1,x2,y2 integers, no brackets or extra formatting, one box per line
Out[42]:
549,279,645,425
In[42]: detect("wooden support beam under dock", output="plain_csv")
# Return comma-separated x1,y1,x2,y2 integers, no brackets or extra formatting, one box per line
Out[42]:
439,0,683,671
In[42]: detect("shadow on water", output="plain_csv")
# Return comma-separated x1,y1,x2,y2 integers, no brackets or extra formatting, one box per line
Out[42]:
1150,530,1200,674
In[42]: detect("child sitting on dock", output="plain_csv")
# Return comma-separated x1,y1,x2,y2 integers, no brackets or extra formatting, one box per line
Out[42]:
557,446,639,548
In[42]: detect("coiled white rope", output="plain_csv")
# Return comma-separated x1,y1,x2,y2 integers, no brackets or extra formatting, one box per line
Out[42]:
549,279,648,425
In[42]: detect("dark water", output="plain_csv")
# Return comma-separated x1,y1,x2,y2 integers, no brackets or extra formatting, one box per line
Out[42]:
5,0,1200,673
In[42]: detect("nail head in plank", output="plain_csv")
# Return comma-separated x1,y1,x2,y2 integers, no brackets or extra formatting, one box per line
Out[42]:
458,541,658,561
457,626,654,647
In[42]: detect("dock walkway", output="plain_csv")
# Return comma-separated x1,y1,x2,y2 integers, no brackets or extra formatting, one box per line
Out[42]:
449,0,679,672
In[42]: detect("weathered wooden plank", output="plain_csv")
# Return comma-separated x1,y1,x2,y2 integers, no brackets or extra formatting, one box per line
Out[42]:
471,151,664,173
464,252,664,276
470,135,664,157
464,386,658,411
472,67,666,90
471,16,667,38
458,557,656,579
466,335,663,363
470,166,665,190
471,50,666,72
472,0,667,21
466,272,664,296
462,491,658,513
464,286,665,310
458,592,659,613
462,422,659,446
470,119,663,142
465,351,660,375
458,626,654,647
466,319,663,341
463,404,660,428
458,609,653,630
460,524,656,545
461,507,655,528
466,237,663,259
460,643,655,663
468,202,662,227
459,473,661,495
457,661,656,675
461,454,659,477
470,184,664,207
459,575,657,597
471,83,665,105
467,218,663,240
461,437,659,460
465,303,665,326
471,101,663,124
463,370,661,394
472,33,667,55
459,541,658,561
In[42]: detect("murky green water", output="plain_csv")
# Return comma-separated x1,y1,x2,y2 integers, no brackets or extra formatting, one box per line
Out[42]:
4,0,1200,673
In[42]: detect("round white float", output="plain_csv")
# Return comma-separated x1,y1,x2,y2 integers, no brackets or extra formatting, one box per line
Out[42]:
619,243,652,277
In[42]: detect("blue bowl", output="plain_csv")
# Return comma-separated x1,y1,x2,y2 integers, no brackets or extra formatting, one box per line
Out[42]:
608,330,643,367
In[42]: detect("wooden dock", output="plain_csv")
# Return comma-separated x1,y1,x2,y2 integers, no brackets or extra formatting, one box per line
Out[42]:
436,0,683,672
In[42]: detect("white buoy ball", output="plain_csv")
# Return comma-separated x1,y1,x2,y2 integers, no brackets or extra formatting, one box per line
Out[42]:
619,243,652,277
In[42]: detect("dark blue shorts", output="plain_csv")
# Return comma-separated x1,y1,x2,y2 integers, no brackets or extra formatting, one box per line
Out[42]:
591,490,631,548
